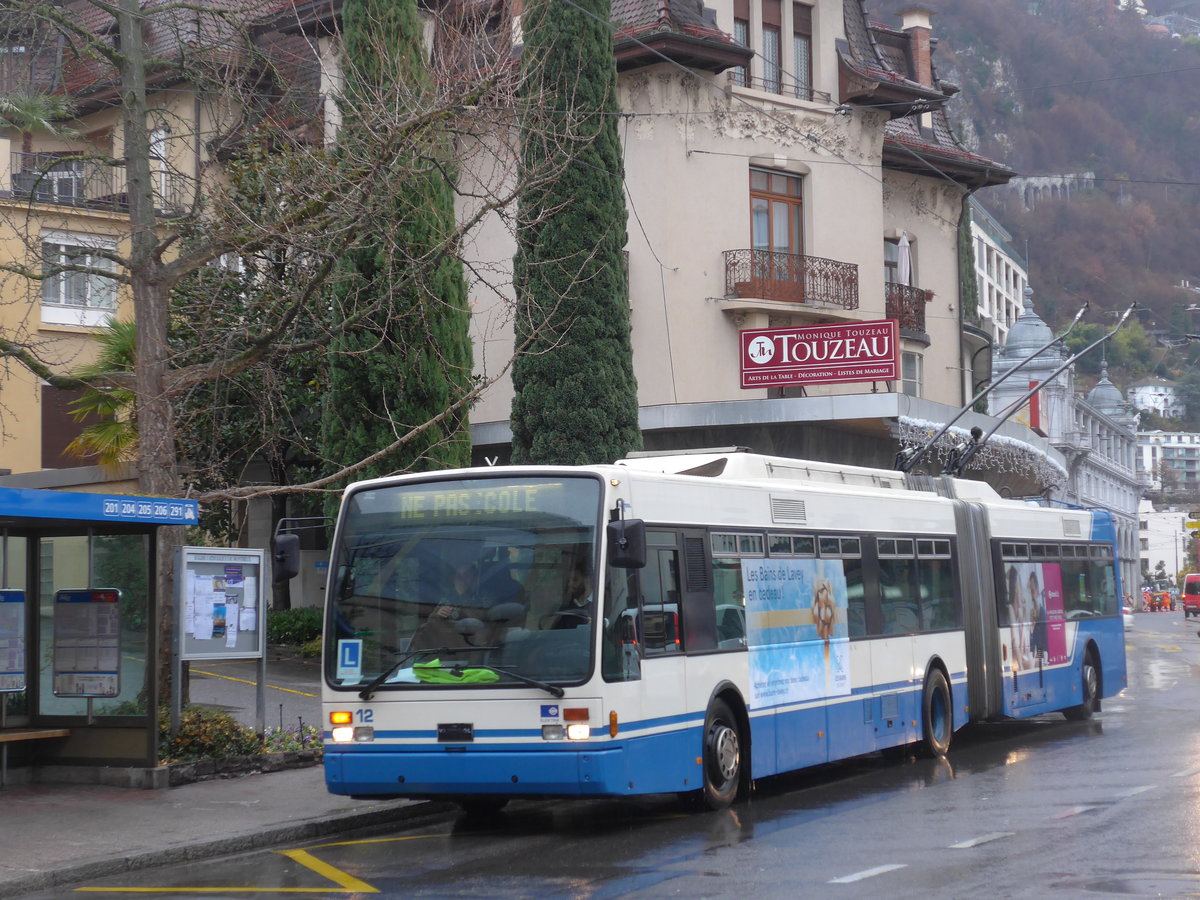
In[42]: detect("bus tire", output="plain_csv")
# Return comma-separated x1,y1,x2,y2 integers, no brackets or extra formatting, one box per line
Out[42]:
700,698,742,809
455,796,509,817
1063,650,1099,721
918,669,952,759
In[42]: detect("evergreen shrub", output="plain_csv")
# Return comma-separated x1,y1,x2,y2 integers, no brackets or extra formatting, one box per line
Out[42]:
267,607,323,645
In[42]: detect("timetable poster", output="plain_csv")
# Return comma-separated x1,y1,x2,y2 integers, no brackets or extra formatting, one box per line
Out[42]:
0,589,25,692
52,589,121,697
742,557,850,707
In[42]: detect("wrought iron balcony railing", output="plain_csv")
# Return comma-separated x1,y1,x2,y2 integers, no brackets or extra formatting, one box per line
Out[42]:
724,249,859,309
7,151,188,213
885,281,932,333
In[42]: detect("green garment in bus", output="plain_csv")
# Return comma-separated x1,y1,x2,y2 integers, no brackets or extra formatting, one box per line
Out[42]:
413,660,500,684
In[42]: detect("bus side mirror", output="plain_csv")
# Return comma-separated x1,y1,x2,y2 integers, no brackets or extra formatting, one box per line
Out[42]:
607,518,647,569
271,533,301,583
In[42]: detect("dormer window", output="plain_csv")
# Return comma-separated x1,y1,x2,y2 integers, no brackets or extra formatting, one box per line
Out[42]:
730,0,814,99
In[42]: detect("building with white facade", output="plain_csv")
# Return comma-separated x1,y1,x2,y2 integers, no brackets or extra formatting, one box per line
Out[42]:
988,294,1142,580
970,199,1028,349
1139,430,1200,493
1139,499,1187,584
1129,377,1182,419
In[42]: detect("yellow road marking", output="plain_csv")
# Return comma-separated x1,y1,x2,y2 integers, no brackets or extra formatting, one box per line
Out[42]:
278,848,379,892
191,667,317,698
74,848,378,894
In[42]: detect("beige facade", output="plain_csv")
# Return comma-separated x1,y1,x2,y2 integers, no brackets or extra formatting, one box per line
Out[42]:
467,1,1022,479
0,133,134,473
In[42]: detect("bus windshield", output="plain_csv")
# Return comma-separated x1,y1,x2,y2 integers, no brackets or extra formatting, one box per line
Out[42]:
325,475,602,692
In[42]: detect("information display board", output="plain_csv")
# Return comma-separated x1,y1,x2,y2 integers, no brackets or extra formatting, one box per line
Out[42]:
53,589,121,697
178,547,265,660
0,589,25,692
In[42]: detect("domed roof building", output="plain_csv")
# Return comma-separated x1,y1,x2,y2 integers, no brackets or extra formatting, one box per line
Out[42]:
988,290,1141,582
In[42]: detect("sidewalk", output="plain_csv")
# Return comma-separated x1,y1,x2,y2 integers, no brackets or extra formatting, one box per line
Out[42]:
0,765,446,899
0,648,446,899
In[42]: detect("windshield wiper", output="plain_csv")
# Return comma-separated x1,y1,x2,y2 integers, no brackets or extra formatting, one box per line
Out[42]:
357,645,498,701
449,663,565,698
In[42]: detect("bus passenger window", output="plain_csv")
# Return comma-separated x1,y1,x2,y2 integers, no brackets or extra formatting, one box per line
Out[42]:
844,556,865,638
917,557,959,631
711,557,746,649
879,556,918,635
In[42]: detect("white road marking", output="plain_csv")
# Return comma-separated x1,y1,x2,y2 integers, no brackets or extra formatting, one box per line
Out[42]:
829,864,908,884
1171,765,1200,778
948,832,1015,849
1054,805,1100,819
1115,785,1155,798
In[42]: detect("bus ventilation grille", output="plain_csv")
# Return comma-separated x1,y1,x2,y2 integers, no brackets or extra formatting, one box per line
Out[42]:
1062,518,1082,537
770,497,808,524
684,537,711,590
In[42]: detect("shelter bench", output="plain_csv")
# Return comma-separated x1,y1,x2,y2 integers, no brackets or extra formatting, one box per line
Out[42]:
0,727,70,787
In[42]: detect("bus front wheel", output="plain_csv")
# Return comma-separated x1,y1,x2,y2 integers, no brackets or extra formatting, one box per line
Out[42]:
1063,651,1099,721
918,669,952,759
700,698,742,809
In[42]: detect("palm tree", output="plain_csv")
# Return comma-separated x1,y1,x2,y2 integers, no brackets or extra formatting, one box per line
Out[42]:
64,317,138,471
0,89,76,163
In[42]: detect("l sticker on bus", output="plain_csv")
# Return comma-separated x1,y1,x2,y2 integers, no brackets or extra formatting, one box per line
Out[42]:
337,639,363,682
541,704,561,720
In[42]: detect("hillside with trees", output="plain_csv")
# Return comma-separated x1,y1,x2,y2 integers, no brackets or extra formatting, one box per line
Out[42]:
870,0,1200,410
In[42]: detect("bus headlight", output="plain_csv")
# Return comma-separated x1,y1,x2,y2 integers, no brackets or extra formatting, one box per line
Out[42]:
565,723,590,741
542,724,565,740
332,726,355,743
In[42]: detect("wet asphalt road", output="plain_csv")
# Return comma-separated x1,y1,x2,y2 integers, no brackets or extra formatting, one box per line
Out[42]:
29,610,1200,899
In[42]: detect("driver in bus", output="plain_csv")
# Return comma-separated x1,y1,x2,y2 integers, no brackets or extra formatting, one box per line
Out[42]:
542,559,594,629
411,563,485,650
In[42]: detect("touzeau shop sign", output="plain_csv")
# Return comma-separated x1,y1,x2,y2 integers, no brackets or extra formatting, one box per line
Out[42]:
740,320,898,388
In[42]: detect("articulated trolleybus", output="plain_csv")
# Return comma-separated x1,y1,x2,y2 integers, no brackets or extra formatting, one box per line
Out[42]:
320,450,1126,811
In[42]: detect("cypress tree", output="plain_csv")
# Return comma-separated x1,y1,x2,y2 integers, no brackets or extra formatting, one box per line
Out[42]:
510,0,642,465
320,0,474,501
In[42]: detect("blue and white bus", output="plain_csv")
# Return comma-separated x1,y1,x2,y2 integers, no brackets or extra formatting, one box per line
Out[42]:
318,450,1126,811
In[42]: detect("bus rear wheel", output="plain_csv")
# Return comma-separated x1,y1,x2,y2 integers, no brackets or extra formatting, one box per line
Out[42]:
918,669,952,759
700,698,742,809
1063,651,1099,721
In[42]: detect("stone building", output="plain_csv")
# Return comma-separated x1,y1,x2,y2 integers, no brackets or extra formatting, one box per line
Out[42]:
988,293,1142,580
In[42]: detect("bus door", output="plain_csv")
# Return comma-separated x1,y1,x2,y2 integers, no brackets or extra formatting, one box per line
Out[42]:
606,530,688,777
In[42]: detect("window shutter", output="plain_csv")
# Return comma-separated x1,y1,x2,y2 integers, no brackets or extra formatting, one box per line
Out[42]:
793,2,811,34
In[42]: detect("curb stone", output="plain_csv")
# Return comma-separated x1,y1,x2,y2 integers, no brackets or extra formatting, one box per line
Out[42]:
0,799,451,900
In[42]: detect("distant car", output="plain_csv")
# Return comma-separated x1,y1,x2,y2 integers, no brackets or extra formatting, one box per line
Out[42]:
1123,602,1135,628
1184,574,1200,618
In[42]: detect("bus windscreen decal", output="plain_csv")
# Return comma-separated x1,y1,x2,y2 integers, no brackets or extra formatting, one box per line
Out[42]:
742,558,850,706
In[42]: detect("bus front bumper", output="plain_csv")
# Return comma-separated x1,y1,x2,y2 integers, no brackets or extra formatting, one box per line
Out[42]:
324,745,632,797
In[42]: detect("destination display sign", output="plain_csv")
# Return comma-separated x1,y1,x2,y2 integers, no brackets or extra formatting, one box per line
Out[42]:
740,319,898,388
352,478,599,525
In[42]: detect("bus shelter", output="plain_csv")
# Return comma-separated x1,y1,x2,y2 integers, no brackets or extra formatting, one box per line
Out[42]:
0,486,198,785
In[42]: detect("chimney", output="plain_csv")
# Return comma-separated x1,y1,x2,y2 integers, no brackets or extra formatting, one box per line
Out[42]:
899,6,934,89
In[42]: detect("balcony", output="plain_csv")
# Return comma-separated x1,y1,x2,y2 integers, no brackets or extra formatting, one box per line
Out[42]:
7,151,188,213
724,249,859,309
885,281,932,334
